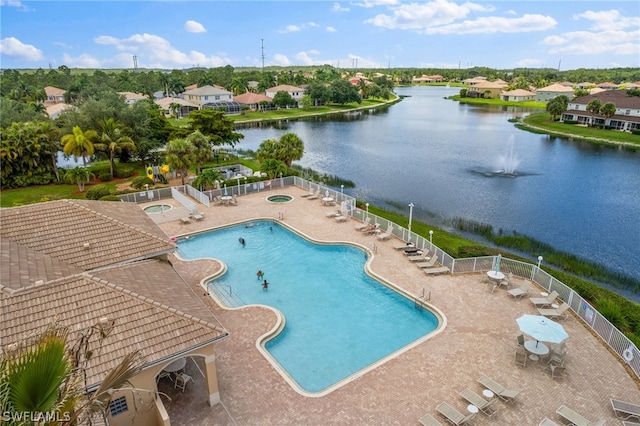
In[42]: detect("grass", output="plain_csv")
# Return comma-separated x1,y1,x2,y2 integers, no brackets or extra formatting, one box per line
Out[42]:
448,94,547,109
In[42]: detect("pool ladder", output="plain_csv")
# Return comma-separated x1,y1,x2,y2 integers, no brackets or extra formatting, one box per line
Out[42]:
414,288,430,311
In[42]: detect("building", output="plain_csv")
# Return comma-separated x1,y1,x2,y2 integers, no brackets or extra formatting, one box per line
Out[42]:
233,92,274,111
535,83,575,102
117,91,147,105
0,200,228,426
155,97,200,118
561,90,640,132
182,85,234,107
44,86,66,104
466,81,505,99
500,89,536,102
265,84,305,103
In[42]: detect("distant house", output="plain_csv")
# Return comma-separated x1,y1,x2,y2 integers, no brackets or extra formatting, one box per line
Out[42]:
45,102,72,119
462,76,488,85
597,82,619,90
500,89,536,102
0,200,228,426
412,74,444,83
117,91,147,105
233,92,274,111
155,97,200,118
265,84,305,101
183,85,234,107
535,83,575,102
466,81,504,99
561,90,640,132
44,86,66,104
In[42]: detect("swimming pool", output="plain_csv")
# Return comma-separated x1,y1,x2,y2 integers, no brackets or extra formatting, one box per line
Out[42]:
177,221,441,394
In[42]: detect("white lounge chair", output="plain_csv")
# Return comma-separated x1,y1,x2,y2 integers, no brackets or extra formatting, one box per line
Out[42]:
477,375,520,403
611,398,640,421
459,388,498,416
540,418,560,426
407,252,431,262
416,256,438,269
334,215,348,222
307,190,320,200
326,210,341,218
394,241,415,250
508,280,532,299
376,225,393,241
419,413,444,426
180,217,190,224
436,402,475,425
556,405,606,426
354,217,371,230
529,290,559,307
538,302,571,320
424,266,449,275
190,212,203,221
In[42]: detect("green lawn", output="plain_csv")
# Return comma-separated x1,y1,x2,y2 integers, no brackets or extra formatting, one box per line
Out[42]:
448,94,546,109
1,184,87,207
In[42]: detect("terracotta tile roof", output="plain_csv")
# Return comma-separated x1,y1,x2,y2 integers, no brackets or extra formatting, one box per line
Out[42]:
573,90,640,109
183,85,232,96
233,92,272,104
0,273,227,388
501,89,535,96
44,86,66,96
0,200,175,282
538,83,575,92
155,97,199,108
266,84,304,92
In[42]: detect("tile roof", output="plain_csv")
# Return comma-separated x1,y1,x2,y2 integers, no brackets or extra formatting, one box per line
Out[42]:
266,84,304,92
183,85,232,96
0,200,175,288
233,92,273,104
44,86,66,96
538,83,575,92
155,97,199,109
572,90,640,109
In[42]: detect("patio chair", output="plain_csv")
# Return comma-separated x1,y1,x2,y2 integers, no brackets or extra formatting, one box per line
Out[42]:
424,266,449,275
326,210,341,218
376,225,394,241
419,413,444,426
611,398,640,421
514,346,527,367
507,280,532,299
477,375,521,403
307,190,320,200
529,290,559,307
537,302,571,320
499,272,514,289
540,418,561,426
556,405,606,426
394,241,414,250
459,388,498,416
230,194,238,205
549,364,566,380
547,348,566,366
408,252,431,262
174,372,192,392
354,217,371,230
416,257,439,269
436,402,475,426
517,334,525,348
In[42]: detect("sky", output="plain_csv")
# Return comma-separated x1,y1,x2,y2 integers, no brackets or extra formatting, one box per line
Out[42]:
1,0,639,71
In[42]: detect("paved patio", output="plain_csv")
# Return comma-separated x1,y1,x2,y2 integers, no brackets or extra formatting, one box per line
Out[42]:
144,186,639,425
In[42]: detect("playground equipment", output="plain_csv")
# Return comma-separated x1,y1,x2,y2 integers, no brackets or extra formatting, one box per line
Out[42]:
146,164,170,184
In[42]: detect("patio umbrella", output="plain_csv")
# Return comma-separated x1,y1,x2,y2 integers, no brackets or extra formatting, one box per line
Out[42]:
494,254,502,272
516,314,568,345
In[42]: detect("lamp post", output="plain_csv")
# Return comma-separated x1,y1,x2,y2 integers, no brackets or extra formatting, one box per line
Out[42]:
244,176,247,195
280,172,283,187
341,184,344,194
408,203,414,232
429,230,433,244
365,203,369,220
537,256,543,269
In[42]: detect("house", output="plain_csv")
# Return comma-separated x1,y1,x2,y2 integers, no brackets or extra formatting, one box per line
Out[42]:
45,102,72,119
265,84,305,102
500,89,536,102
233,92,274,111
155,97,200,118
0,200,228,426
44,86,66,104
182,85,234,107
466,81,505,99
412,74,444,83
462,76,488,85
536,83,575,102
118,91,147,105
561,90,640,132
597,82,619,90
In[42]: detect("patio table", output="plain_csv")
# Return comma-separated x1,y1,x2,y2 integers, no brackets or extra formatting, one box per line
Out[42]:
487,271,505,282
524,340,549,361
163,357,187,373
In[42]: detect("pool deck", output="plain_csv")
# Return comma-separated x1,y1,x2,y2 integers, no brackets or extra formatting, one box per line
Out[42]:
146,186,639,425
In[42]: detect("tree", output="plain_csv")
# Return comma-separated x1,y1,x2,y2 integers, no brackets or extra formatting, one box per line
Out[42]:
600,102,617,126
272,91,296,109
586,99,602,127
329,79,361,105
97,118,136,179
64,166,95,192
256,133,304,168
61,126,97,167
260,158,287,179
164,138,196,185
546,95,569,122
229,76,248,95
188,108,244,148
306,82,331,107
36,120,62,181
169,102,181,119
191,168,223,191
186,130,211,174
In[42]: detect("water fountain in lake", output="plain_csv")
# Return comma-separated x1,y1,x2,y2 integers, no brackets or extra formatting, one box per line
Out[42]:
497,135,521,176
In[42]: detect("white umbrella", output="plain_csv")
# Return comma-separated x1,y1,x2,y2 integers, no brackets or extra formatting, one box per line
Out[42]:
516,314,568,344
494,253,502,272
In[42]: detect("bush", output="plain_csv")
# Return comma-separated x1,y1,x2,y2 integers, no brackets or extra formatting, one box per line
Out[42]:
131,176,155,190
86,184,113,200
98,171,112,182
99,195,123,202
563,120,579,125
115,167,135,178
596,297,630,332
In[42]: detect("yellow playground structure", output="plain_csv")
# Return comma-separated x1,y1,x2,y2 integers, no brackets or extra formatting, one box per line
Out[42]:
146,164,170,184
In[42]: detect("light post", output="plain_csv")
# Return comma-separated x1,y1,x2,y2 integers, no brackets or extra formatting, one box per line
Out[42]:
341,184,344,194
365,203,369,220
280,172,283,187
429,230,433,244
408,203,414,232
537,256,543,269
236,177,240,193
244,176,247,195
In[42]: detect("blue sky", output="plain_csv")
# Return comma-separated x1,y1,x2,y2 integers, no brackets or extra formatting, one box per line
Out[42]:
1,0,639,71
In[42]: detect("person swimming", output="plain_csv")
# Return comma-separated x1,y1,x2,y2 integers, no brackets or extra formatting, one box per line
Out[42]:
239,237,245,245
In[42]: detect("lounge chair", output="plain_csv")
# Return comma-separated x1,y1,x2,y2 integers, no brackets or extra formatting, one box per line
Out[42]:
540,418,561,426
459,388,498,416
529,290,559,307
508,280,532,299
300,189,315,197
416,256,438,269
354,217,371,230
419,413,444,426
376,225,393,241
408,252,431,262
436,402,475,425
622,422,640,426
334,215,348,222
556,405,606,426
477,375,521,403
537,302,571,320
498,272,514,289
307,190,320,200
180,217,190,224
611,398,640,421
424,266,449,275
190,212,204,220
326,210,341,218
363,223,380,235
394,241,415,250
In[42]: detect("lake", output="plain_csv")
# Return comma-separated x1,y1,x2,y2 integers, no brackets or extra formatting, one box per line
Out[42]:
235,86,640,282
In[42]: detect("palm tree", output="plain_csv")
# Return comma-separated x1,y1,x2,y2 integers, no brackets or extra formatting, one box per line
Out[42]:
586,99,602,127
97,118,136,178
277,133,304,167
61,126,97,167
191,168,223,191
600,102,617,127
37,121,62,181
168,77,185,97
229,76,248,95
159,73,170,97
186,130,212,174
64,167,94,192
165,138,196,185
169,102,181,119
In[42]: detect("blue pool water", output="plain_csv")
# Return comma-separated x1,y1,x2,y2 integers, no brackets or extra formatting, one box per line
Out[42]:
177,221,439,393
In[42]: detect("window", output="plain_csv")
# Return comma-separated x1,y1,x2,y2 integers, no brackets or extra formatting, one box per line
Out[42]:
625,110,630,115
109,396,128,416
215,95,220,100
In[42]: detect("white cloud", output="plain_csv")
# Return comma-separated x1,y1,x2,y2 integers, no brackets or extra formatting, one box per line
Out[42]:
295,51,315,65
544,29,640,55
354,0,398,9
184,20,207,33
62,52,101,68
279,24,302,33
515,58,544,67
326,26,337,32
93,33,231,68
0,0,32,12
423,14,557,35
273,53,292,66
0,37,43,61
332,2,349,12
574,9,640,31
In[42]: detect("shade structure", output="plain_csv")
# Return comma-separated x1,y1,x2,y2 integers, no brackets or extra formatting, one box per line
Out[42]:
494,254,502,272
516,314,568,344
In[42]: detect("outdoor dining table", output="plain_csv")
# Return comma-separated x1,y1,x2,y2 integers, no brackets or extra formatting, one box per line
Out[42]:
163,357,187,373
220,195,232,205
487,270,505,282
322,197,335,206
524,340,550,361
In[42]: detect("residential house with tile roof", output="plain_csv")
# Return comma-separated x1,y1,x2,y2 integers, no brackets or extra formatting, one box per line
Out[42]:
233,92,274,111
561,90,640,132
265,84,305,101
155,97,200,118
500,89,536,102
183,85,234,107
535,83,575,102
118,91,147,105
466,80,506,99
44,86,66,104
0,199,228,426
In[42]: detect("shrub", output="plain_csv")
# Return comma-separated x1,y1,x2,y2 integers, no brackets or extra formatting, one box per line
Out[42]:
131,176,155,190
99,195,123,202
86,184,113,200
115,167,135,178
596,297,630,332
98,171,112,182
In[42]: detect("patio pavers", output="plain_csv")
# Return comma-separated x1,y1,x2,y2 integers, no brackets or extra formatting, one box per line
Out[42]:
144,186,639,425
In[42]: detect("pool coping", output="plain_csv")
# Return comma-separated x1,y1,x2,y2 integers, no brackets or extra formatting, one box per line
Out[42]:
172,217,447,398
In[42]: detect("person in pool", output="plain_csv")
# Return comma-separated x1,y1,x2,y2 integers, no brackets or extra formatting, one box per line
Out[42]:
239,237,245,246
262,280,269,290
257,270,264,279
